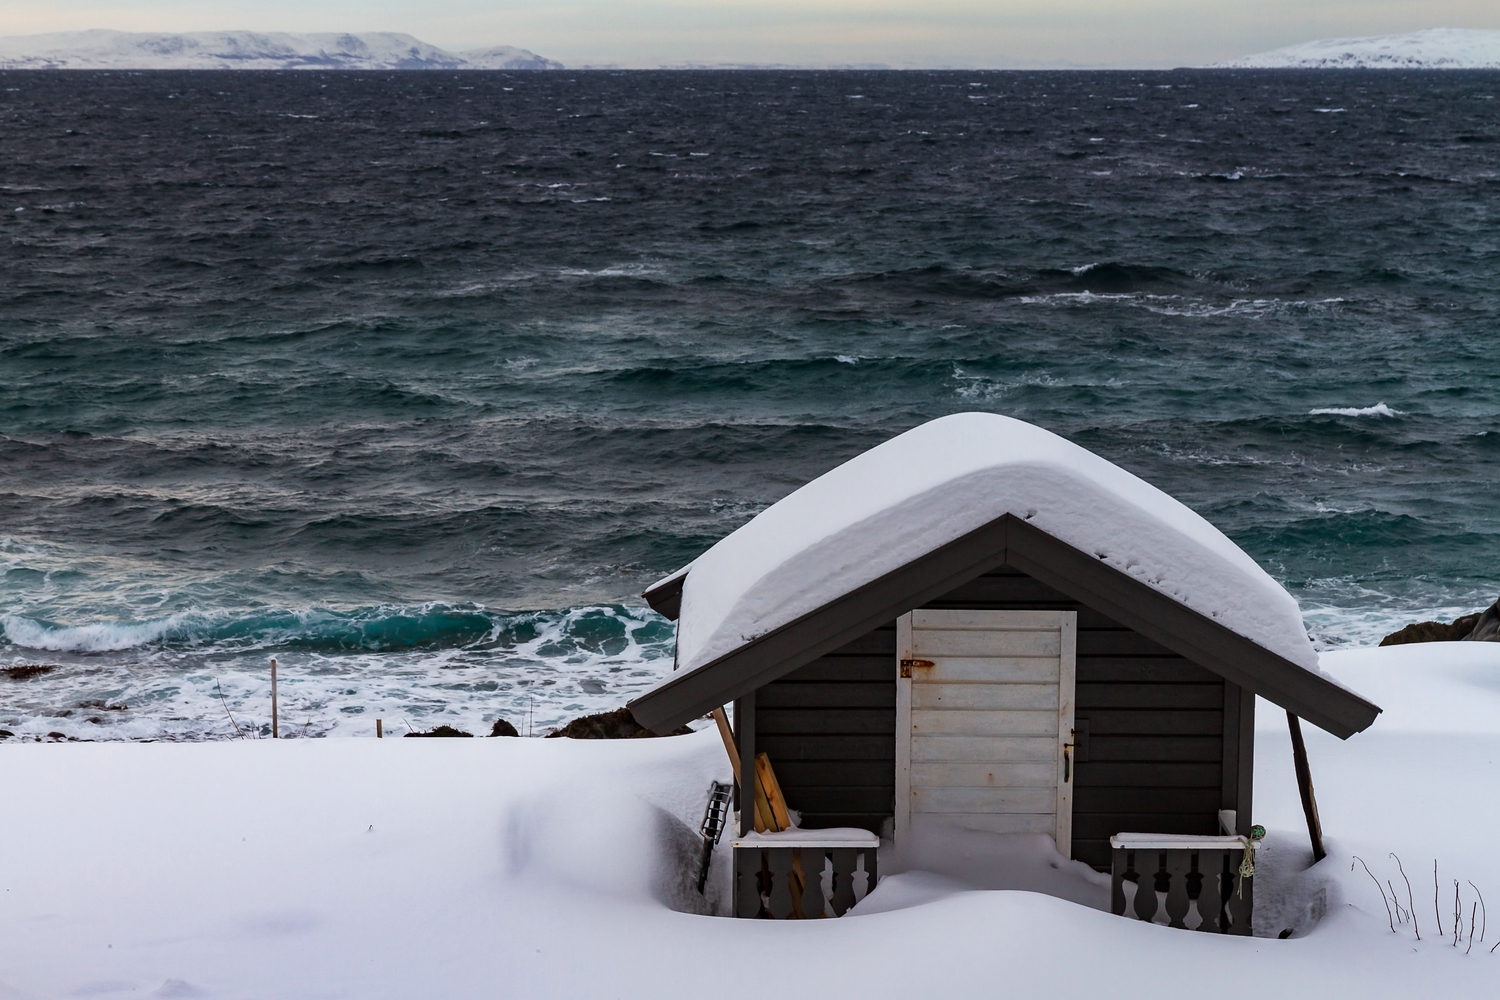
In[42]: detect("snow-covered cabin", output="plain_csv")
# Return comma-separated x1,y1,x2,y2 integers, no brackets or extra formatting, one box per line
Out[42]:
628,413,1379,922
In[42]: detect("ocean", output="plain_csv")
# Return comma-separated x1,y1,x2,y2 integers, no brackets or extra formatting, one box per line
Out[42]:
2,68,1498,740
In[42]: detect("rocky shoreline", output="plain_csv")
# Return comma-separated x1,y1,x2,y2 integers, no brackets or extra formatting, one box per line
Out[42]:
1380,598,1500,646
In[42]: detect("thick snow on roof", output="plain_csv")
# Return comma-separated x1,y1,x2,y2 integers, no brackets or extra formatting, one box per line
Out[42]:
675,412,1319,675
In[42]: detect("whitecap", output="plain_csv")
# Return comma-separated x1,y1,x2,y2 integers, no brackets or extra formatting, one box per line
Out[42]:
0,611,196,652
0,604,680,741
1308,403,1404,418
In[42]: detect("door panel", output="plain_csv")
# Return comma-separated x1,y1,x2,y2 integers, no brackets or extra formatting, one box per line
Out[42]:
907,656,1062,683
896,609,1077,854
911,709,1059,737
905,629,1062,658
910,735,1059,762
912,682,1062,711
914,786,1061,813
911,761,1059,787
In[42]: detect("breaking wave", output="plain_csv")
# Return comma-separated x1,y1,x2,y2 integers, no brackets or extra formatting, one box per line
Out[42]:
0,604,679,741
0,603,672,657
1308,403,1404,418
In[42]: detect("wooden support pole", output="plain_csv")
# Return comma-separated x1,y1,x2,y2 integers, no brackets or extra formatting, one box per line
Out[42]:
270,657,279,739
1286,711,1325,862
711,708,740,783
735,695,755,837
714,706,776,833
376,718,383,739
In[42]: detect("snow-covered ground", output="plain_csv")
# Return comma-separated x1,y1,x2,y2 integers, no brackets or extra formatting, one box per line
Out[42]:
1,641,1497,998
1219,28,1500,69
0,31,561,70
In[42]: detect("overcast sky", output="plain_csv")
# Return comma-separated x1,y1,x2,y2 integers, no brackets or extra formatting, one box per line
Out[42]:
0,0,1497,67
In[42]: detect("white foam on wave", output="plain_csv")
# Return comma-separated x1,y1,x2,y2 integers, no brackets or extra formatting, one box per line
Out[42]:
1308,403,1403,418
0,612,196,652
1015,291,1345,319
0,604,679,742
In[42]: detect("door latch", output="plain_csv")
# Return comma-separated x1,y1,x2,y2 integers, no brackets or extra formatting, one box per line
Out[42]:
1063,728,1076,783
899,658,933,678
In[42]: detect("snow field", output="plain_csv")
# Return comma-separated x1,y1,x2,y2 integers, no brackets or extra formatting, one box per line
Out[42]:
0,642,1497,997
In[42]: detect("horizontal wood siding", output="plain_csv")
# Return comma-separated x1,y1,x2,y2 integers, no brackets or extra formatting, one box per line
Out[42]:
753,566,1238,868
755,624,897,834
928,567,1226,870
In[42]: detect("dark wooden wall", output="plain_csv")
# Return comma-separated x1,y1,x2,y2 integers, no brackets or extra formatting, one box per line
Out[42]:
755,624,897,835
754,564,1252,870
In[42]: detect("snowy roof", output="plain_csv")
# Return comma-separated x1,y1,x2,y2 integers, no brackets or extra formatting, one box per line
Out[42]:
634,413,1378,736
678,413,1312,671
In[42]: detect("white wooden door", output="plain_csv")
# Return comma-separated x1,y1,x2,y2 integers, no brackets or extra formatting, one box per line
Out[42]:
895,609,1077,854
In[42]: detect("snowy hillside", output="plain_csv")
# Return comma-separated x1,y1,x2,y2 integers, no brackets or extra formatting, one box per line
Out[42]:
459,45,561,70
1220,28,1500,69
0,30,562,70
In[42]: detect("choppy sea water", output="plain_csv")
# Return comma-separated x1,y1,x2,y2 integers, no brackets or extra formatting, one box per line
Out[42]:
2,68,1499,740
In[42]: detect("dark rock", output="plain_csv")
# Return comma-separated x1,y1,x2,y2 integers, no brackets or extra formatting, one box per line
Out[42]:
403,724,473,738
1462,601,1500,642
1380,612,1481,646
488,717,519,737
0,729,12,739
4,664,57,680
545,706,692,739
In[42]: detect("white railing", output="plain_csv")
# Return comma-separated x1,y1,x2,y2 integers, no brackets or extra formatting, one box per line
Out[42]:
1110,833,1259,934
731,828,879,919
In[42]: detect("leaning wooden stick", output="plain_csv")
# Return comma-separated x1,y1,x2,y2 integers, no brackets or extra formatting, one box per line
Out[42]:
712,707,774,832
711,707,740,782
271,657,279,739
710,707,814,912
1286,711,1325,862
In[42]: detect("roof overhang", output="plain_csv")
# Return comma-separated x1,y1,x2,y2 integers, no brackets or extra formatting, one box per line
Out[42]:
629,513,1380,739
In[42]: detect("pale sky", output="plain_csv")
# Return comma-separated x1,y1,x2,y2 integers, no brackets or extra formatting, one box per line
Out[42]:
0,0,1497,68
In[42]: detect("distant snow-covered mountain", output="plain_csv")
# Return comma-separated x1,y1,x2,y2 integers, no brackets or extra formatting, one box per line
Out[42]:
458,46,561,71
1219,28,1500,69
0,30,562,70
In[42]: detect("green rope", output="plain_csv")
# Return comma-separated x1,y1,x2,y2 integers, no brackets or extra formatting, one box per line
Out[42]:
1236,825,1267,899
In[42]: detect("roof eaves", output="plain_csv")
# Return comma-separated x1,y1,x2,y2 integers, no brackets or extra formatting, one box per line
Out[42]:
628,516,1013,732
1004,517,1380,738
629,513,1382,739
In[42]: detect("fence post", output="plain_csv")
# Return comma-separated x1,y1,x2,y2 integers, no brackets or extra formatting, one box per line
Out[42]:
271,658,279,739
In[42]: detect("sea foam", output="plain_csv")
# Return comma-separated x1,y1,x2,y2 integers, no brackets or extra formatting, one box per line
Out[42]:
1308,403,1403,418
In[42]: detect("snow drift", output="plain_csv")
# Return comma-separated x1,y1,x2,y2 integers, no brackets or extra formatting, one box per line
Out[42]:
1219,28,1500,69
671,412,1321,678
1,641,1499,996
0,30,562,70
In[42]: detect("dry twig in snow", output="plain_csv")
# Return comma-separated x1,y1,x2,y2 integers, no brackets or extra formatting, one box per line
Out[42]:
1392,854,1420,941
1353,856,1395,932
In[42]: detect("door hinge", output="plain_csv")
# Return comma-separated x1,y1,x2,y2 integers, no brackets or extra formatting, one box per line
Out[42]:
899,658,934,678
